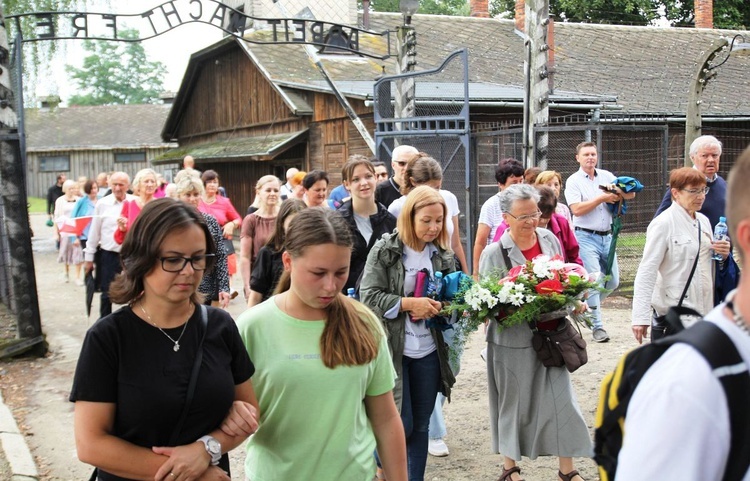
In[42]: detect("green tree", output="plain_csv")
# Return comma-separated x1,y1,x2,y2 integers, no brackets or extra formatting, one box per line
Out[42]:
66,29,166,105
489,0,750,28
367,0,470,16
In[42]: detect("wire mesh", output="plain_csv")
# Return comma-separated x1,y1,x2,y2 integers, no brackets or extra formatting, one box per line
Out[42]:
374,48,471,258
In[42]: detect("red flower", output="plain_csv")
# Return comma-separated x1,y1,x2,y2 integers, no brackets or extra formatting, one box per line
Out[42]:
502,265,525,283
535,279,564,295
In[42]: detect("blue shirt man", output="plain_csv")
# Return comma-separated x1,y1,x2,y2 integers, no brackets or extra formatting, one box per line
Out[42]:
565,142,636,343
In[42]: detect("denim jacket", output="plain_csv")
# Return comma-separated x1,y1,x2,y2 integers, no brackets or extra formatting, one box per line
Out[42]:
360,231,456,410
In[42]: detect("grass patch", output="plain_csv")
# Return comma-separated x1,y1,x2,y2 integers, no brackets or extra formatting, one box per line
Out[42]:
27,197,46,214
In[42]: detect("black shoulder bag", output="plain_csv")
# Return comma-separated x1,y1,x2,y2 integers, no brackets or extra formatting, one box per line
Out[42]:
88,305,209,481
499,245,588,373
651,222,702,340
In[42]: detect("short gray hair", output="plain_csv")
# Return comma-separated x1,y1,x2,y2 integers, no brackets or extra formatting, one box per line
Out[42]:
392,144,419,163
690,135,722,157
498,184,540,213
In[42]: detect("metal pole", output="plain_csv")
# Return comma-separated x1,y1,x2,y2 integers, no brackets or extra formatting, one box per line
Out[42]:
13,34,26,172
0,7,46,357
526,0,550,169
684,38,727,166
395,24,417,128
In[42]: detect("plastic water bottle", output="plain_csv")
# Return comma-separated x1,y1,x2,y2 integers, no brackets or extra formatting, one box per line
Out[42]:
346,288,357,299
426,271,443,300
712,216,728,261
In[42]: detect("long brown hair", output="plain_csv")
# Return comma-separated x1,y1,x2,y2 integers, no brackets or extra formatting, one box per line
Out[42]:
265,199,306,252
273,208,379,368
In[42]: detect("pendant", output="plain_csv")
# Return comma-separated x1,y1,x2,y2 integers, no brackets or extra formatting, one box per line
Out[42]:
173,343,180,352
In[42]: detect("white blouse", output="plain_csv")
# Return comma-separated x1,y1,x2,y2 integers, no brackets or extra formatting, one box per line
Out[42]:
632,203,714,326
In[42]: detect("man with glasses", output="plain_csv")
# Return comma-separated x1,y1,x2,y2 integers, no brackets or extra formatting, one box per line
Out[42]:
565,142,636,342
375,144,418,209
373,161,389,183
655,135,726,230
654,136,738,305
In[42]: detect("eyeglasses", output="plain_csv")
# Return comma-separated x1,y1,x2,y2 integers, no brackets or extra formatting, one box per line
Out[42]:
681,187,710,196
506,210,543,222
160,254,215,272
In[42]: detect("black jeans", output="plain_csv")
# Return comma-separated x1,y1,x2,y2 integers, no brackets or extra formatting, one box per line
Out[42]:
99,250,121,318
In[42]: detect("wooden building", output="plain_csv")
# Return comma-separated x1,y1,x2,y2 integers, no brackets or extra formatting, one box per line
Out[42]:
157,11,750,218
25,103,175,198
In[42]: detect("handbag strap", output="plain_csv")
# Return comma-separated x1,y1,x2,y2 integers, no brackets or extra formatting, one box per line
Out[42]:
677,221,702,307
168,304,209,446
499,245,513,272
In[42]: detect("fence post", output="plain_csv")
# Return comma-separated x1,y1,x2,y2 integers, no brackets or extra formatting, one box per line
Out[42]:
0,6,46,357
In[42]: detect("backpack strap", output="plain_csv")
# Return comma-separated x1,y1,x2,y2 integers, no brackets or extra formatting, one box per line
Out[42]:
662,321,750,481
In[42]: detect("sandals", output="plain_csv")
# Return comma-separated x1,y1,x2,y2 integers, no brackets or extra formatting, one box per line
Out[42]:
558,469,583,481
498,465,524,481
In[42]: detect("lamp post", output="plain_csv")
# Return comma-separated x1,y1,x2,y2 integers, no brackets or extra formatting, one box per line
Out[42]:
684,34,750,165
395,0,418,124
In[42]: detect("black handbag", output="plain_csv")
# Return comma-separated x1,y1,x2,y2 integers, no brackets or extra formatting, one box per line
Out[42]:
497,247,588,373
651,222,701,341
531,315,589,373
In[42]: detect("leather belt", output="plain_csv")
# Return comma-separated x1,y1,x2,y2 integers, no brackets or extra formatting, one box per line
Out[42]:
575,227,611,236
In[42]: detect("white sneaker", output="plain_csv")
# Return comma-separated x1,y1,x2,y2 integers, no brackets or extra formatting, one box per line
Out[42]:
428,438,449,457
480,347,487,362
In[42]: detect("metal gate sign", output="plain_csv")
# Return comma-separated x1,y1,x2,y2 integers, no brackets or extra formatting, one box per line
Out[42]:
7,0,390,59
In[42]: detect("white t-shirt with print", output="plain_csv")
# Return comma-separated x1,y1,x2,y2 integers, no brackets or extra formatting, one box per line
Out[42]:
402,245,437,359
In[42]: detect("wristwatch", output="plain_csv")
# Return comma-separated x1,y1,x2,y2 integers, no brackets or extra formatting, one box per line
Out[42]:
197,435,222,465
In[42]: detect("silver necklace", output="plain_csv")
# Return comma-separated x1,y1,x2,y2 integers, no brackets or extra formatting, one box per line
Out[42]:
726,293,750,336
138,302,191,352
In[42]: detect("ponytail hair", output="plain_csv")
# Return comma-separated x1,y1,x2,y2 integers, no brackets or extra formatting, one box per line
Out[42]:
273,208,379,368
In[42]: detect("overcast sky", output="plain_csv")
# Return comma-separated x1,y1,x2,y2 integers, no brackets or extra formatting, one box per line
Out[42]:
34,0,224,104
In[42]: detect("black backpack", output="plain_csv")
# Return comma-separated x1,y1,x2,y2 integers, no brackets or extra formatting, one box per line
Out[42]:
594,312,750,481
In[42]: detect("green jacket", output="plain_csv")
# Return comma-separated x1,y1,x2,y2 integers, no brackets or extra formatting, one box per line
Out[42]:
360,230,456,410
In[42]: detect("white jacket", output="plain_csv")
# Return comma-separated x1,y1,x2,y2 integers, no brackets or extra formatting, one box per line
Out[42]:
632,203,714,326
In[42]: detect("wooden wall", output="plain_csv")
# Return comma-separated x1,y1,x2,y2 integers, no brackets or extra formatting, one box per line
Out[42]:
175,47,299,143
26,147,171,198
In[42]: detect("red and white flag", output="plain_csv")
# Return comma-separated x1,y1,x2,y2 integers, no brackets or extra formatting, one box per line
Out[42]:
57,216,94,236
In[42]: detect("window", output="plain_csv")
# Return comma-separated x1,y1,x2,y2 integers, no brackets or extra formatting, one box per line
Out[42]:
39,155,70,172
114,151,147,163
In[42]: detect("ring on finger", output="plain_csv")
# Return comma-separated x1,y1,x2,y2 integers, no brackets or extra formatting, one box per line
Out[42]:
169,473,177,478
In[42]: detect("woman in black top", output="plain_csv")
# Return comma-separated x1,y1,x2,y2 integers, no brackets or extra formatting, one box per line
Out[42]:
70,199,259,481
338,155,397,293
247,199,306,307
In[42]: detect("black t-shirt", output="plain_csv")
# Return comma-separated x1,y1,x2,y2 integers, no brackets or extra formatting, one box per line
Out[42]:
375,178,401,210
70,306,254,480
250,246,284,301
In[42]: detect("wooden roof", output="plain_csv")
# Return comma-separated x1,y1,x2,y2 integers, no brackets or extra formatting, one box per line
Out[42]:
26,104,175,152
239,12,750,116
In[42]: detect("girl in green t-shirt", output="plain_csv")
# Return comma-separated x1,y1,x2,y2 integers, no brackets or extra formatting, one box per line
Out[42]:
234,208,408,481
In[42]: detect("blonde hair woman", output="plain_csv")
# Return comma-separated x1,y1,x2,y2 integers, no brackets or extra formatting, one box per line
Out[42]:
240,175,281,300
114,168,157,244
55,179,84,284
361,185,456,481
174,174,231,308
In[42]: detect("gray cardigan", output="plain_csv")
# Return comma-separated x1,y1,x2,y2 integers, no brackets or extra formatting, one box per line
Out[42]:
478,228,562,347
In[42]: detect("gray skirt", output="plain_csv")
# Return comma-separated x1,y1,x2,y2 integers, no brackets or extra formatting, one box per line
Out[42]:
486,335,592,460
